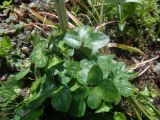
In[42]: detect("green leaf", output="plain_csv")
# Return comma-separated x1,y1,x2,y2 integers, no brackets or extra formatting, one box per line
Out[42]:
0,0,12,9
23,107,43,120
84,31,110,53
69,98,86,117
73,86,89,100
98,55,135,97
70,82,81,92
30,34,48,48
65,60,80,78
13,115,21,120
61,76,71,84
97,55,117,79
0,36,12,57
64,26,110,53
63,30,82,48
14,67,30,81
27,75,54,109
113,74,134,97
47,56,61,69
86,87,102,109
29,35,49,68
115,44,145,55
112,63,135,97
95,102,113,113
118,22,126,31
87,65,103,85
78,59,96,85
51,86,72,112
114,112,127,120
29,48,48,68
97,80,121,103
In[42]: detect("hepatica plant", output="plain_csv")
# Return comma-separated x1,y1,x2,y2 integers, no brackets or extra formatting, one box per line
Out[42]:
14,26,136,119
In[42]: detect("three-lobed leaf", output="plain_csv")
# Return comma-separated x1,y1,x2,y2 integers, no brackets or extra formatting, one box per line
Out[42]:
64,26,110,53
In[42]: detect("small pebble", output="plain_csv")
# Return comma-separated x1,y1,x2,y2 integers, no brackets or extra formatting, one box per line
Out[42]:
21,46,30,54
0,74,8,81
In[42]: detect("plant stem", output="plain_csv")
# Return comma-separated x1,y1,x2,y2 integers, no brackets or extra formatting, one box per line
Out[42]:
141,100,160,118
130,100,142,120
99,0,104,25
54,0,68,31
131,97,154,120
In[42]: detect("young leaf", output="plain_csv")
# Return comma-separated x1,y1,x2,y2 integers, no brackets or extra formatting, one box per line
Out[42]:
61,76,71,84
0,0,12,9
114,112,127,120
95,102,113,113
29,48,48,68
47,56,61,69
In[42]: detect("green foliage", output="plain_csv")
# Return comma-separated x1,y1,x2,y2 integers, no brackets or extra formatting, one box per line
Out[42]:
3,26,136,119
129,87,160,120
0,66,30,119
1,0,160,119
0,0,12,9
1,24,160,120
0,36,12,57
114,112,127,120
75,0,159,42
